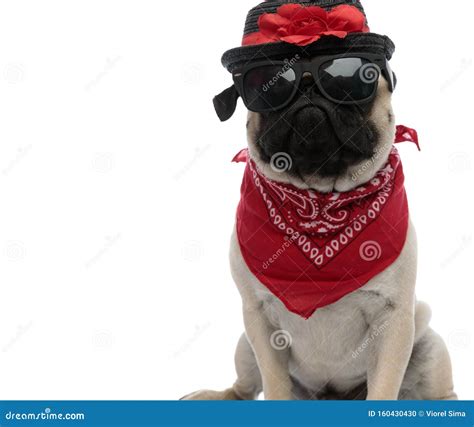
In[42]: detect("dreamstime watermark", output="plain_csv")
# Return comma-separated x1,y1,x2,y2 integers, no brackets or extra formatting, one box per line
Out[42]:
91,152,115,173
2,321,33,352
3,62,25,84
262,234,298,270
84,233,122,268
359,240,382,262
440,235,472,269
181,240,205,263
447,152,471,174
2,144,33,176
181,62,205,86
4,240,26,261
270,330,292,351
4,407,85,421
352,320,389,359
351,143,391,182
270,152,293,173
85,56,122,92
448,329,471,350
359,63,381,84
174,145,211,181
262,55,300,93
92,330,116,350
440,58,472,92
172,322,211,359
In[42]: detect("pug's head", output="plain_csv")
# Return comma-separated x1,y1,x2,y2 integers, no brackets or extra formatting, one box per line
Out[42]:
214,0,398,193
244,65,396,193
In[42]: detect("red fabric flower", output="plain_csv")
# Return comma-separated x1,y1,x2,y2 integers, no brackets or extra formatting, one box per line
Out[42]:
243,4,370,47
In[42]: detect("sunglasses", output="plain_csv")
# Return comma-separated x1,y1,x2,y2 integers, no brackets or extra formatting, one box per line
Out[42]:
213,53,396,121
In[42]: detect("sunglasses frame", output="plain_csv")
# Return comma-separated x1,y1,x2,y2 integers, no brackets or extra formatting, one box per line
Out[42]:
232,53,395,113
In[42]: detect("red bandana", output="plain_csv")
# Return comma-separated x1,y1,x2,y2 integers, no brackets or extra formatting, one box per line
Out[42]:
234,143,412,319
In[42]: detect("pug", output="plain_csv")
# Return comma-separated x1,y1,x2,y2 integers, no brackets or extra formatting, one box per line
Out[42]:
183,0,456,400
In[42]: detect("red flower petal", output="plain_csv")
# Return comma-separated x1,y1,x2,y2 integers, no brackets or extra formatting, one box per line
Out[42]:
258,13,291,40
277,4,304,20
242,32,276,46
291,5,328,22
248,4,368,47
259,13,291,32
280,34,321,46
321,30,348,39
276,27,290,37
291,21,328,36
327,5,366,32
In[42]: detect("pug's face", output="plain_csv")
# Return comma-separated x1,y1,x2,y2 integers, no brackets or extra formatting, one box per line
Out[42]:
246,73,396,193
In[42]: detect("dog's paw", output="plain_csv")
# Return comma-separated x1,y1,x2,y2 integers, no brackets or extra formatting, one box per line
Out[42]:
180,388,242,400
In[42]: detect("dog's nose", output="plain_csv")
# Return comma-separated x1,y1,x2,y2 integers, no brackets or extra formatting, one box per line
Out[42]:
301,72,315,89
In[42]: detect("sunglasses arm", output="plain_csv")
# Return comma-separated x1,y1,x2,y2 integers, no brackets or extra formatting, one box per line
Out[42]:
213,85,240,122
384,59,397,92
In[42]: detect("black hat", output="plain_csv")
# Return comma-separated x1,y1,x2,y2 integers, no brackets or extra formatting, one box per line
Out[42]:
221,0,395,73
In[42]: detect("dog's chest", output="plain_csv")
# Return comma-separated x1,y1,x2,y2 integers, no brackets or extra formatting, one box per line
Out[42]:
257,282,378,389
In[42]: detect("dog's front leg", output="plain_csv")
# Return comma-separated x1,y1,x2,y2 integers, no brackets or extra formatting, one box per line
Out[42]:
243,304,293,400
366,305,415,400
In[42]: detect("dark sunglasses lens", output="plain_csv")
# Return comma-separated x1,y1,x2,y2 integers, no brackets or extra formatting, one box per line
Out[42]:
318,58,379,103
243,65,297,111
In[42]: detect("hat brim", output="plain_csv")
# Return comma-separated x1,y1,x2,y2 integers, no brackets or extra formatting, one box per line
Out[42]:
222,32,395,73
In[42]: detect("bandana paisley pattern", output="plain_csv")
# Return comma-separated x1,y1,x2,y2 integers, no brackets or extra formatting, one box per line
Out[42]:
249,150,400,268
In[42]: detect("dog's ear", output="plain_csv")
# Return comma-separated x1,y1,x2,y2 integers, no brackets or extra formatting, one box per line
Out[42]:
213,85,240,122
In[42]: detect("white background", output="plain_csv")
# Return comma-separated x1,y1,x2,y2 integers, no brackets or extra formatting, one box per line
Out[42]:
0,0,473,400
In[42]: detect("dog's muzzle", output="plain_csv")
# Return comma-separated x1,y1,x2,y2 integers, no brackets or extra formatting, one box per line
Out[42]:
256,93,378,178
